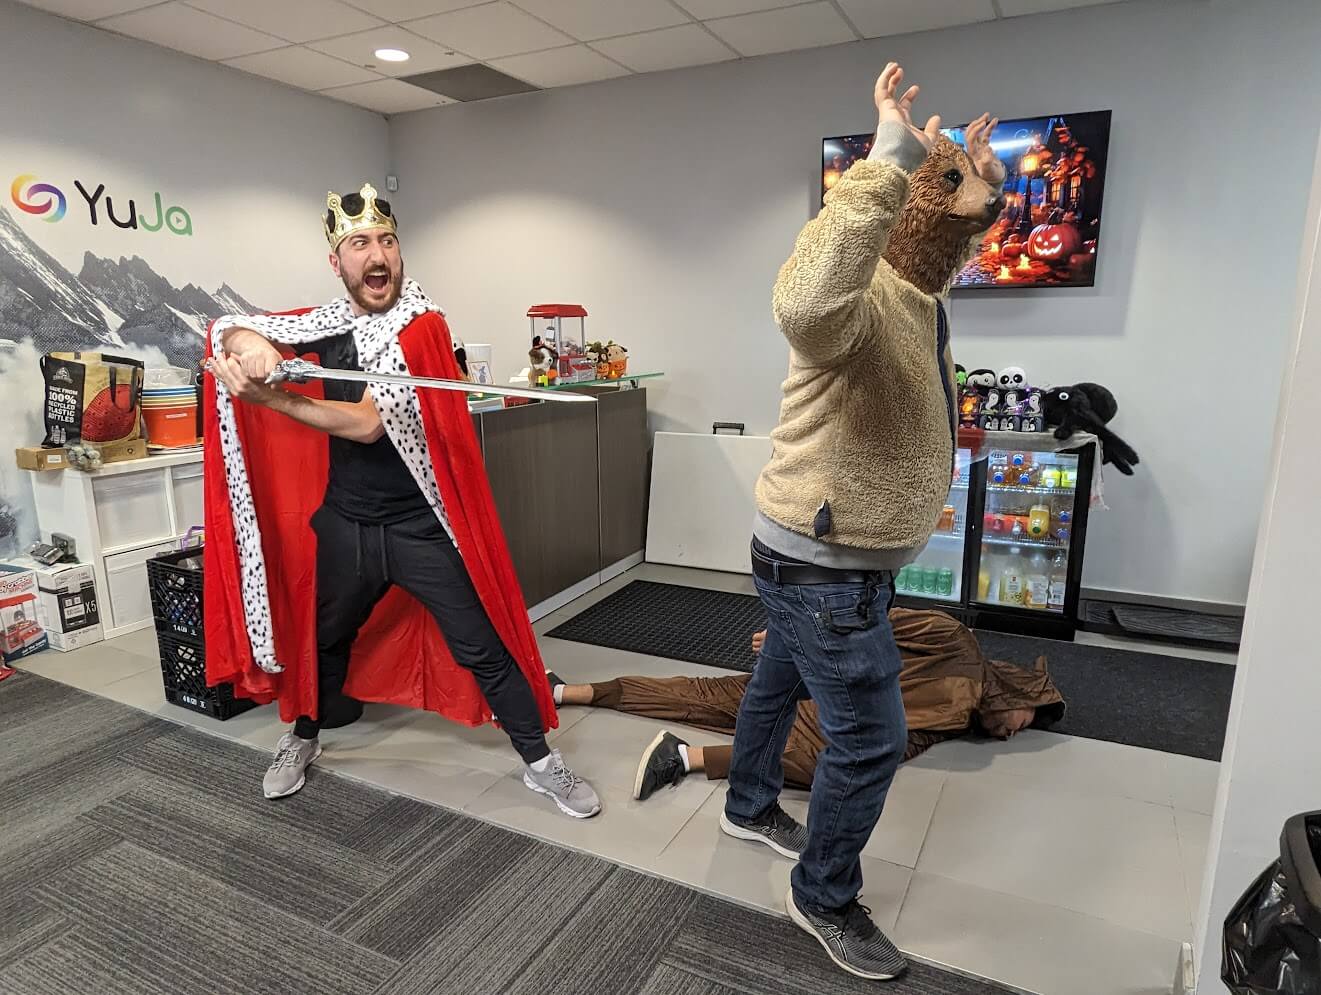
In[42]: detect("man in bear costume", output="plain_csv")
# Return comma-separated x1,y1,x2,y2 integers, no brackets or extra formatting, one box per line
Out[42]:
723,64,1006,981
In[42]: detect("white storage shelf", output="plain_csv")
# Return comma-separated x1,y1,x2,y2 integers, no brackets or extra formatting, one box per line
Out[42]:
30,450,204,639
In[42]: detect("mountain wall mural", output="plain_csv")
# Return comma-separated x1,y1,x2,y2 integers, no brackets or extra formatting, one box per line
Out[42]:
0,204,263,366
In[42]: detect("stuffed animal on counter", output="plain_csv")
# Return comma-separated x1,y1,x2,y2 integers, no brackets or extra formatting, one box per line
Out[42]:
965,368,996,397
605,341,629,378
1042,382,1140,475
528,336,559,386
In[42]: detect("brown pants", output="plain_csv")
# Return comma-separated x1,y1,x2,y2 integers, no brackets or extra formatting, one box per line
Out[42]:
590,674,824,790
589,674,951,789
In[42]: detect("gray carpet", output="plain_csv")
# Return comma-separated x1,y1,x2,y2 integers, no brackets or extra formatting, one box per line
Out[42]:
0,672,1011,995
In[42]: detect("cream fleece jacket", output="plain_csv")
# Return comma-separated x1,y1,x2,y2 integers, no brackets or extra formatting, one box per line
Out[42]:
754,126,958,571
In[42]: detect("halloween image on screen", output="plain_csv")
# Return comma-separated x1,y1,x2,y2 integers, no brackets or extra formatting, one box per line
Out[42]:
821,110,1111,289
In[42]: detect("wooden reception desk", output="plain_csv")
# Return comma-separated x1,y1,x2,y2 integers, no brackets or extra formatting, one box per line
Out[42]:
471,387,650,617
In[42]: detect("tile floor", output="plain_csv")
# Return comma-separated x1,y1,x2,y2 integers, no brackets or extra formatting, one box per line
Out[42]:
14,562,1227,995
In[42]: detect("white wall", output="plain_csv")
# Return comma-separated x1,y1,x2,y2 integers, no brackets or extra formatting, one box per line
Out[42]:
0,0,389,553
390,0,1321,606
1194,127,1321,992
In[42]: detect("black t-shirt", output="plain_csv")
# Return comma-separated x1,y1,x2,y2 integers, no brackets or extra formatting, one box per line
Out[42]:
305,333,430,524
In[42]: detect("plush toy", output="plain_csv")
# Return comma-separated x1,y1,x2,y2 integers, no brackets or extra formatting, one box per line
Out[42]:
965,368,996,396
1041,382,1140,475
955,363,968,389
528,336,559,385
997,366,1028,394
605,342,629,378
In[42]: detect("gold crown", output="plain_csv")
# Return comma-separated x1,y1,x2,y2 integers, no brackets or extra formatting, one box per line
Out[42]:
324,182,397,249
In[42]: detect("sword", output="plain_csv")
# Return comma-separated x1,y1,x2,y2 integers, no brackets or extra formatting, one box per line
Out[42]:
264,357,596,403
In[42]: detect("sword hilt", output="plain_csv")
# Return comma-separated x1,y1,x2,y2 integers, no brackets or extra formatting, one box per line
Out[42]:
266,358,320,385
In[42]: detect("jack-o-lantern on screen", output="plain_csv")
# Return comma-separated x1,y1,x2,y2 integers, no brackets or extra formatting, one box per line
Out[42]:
1027,213,1083,264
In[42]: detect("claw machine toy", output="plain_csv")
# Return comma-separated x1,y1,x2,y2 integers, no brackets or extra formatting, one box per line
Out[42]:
528,304,595,383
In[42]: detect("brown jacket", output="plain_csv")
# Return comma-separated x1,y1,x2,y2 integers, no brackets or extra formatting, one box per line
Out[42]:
757,158,958,565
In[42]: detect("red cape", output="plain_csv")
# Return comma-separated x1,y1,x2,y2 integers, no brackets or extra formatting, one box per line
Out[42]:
203,309,557,731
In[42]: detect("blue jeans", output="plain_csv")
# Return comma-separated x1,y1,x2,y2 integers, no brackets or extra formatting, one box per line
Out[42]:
725,555,907,912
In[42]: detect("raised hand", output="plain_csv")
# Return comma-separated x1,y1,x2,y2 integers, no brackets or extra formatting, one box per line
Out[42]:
874,62,942,150
963,112,1006,184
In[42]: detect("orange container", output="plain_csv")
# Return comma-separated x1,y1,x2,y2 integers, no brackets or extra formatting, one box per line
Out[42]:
143,402,198,447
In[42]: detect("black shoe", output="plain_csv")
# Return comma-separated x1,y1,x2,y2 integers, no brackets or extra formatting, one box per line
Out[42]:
633,730,688,800
719,802,809,860
546,671,566,700
786,889,908,981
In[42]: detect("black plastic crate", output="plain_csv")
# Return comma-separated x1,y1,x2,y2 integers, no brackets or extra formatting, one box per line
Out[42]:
156,631,256,721
147,548,203,644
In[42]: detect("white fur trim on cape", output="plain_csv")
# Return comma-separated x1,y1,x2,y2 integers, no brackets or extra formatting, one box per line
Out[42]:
209,279,452,674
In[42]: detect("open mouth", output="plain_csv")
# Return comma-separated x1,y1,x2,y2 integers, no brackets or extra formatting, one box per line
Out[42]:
364,271,389,292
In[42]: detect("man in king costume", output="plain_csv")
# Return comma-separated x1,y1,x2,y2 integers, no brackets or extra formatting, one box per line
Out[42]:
203,183,601,819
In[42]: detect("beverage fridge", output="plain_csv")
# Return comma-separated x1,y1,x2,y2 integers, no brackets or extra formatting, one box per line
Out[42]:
894,434,1096,640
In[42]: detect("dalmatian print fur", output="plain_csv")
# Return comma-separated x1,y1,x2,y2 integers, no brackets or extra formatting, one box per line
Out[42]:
210,279,453,674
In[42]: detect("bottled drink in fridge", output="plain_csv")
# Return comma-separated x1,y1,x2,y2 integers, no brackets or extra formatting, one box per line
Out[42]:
1000,550,1025,606
1025,551,1050,610
1048,550,1068,609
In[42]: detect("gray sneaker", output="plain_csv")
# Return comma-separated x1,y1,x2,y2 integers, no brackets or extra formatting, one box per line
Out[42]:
263,732,321,799
786,887,908,981
720,803,809,859
523,749,601,819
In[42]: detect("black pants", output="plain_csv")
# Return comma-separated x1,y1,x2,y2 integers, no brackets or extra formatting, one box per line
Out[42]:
292,505,550,765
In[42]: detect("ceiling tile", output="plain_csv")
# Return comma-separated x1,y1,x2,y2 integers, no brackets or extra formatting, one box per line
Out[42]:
184,0,385,43
223,46,382,89
671,0,801,19
490,44,630,88
837,0,995,37
339,0,485,21
512,0,689,42
321,77,454,112
404,2,573,59
97,2,287,59
705,2,855,57
309,25,471,76
998,0,1122,14
20,0,159,18
593,24,735,73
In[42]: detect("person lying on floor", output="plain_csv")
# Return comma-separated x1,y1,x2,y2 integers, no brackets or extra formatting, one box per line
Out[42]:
548,607,1065,800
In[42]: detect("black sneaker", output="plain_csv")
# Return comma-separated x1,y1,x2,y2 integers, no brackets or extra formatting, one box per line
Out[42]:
633,730,688,800
546,671,566,701
719,802,809,860
786,888,908,981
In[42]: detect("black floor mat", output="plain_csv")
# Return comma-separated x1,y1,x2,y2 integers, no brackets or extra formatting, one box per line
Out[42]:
547,580,1234,761
547,581,767,670
1111,604,1242,646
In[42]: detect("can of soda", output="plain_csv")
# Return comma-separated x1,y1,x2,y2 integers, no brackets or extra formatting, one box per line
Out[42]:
922,566,939,594
937,567,954,597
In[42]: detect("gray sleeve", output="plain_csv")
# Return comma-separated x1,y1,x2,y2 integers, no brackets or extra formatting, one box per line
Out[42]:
867,121,928,173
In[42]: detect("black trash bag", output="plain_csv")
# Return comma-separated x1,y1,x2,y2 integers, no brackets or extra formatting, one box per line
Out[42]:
1224,810,1321,994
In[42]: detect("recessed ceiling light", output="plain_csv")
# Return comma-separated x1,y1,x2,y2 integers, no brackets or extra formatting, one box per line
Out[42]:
374,48,410,63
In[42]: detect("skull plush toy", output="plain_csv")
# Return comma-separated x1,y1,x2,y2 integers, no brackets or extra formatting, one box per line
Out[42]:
997,366,1028,394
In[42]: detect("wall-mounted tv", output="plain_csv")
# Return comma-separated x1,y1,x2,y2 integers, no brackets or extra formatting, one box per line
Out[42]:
821,109,1112,290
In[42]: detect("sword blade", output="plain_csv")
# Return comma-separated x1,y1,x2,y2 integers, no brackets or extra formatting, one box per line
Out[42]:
267,359,595,404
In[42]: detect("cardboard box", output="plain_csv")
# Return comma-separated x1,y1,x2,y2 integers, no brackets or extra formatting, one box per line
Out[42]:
24,559,102,652
0,563,49,663
15,437,147,471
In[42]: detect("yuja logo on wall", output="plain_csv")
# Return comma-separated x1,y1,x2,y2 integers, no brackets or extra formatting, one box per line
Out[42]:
10,174,193,235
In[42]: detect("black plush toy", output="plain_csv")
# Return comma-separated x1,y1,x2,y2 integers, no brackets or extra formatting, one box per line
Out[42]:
1041,382,1140,475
